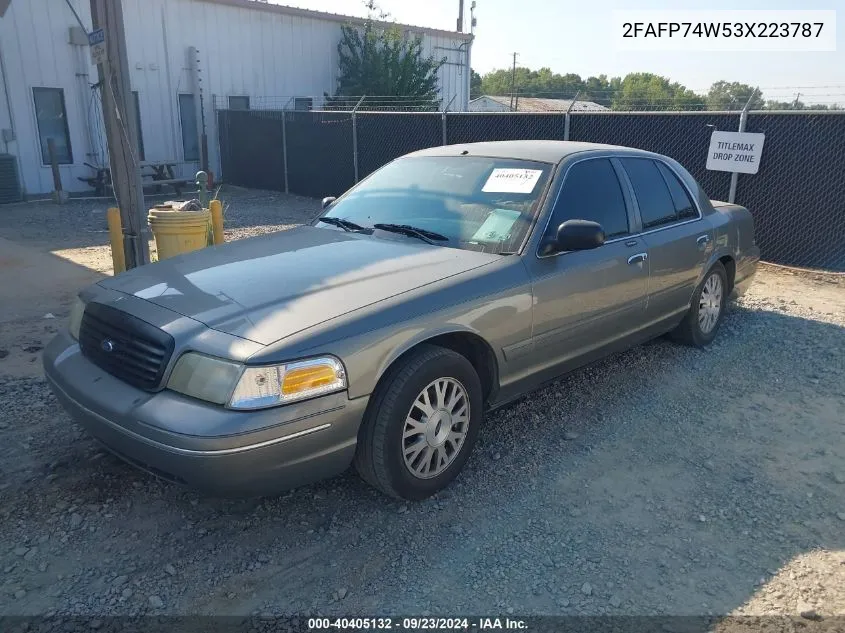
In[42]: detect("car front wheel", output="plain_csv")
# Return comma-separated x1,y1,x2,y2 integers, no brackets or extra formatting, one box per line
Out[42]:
354,345,483,500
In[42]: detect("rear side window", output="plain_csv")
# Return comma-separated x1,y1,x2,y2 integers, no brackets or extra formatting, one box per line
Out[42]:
545,158,629,240
620,158,677,229
656,162,698,220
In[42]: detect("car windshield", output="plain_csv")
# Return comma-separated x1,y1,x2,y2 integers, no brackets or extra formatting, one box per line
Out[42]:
320,156,553,254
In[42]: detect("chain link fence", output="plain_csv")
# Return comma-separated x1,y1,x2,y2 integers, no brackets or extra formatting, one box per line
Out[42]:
447,113,568,144
741,112,845,270
569,112,740,202
356,113,443,181
216,103,845,271
217,106,355,198
285,111,355,198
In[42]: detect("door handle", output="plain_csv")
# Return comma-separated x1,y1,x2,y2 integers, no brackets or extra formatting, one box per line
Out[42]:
697,234,711,248
627,252,648,265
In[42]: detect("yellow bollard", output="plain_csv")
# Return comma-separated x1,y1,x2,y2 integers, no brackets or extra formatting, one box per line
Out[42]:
209,199,224,245
106,207,126,275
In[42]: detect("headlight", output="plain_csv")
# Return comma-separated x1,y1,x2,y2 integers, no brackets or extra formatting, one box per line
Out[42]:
167,353,243,405
228,357,346,410
69,297,86,340
166,353,347,410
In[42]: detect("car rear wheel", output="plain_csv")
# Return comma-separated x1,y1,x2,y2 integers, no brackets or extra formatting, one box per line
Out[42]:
354,345,483,500
670,261,727,347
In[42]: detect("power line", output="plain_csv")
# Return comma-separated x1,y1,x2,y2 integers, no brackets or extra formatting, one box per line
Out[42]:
63,0,89,33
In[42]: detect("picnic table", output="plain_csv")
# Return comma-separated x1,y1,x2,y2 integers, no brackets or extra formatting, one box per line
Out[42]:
79,161,191,197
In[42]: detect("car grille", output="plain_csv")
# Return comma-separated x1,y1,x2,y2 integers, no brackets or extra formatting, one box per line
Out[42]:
78,302,175,391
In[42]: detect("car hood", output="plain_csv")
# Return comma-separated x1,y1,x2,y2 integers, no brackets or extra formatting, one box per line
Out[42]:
99,226,500,345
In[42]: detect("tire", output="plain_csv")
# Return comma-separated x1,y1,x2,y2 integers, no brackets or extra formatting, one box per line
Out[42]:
354,344,483,500
670,261,728,347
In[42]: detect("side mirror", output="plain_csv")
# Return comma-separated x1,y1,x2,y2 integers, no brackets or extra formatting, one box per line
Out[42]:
540,219,605,256
322,196,337,210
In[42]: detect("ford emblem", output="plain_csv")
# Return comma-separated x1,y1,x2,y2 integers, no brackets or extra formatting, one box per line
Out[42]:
100,338,115,353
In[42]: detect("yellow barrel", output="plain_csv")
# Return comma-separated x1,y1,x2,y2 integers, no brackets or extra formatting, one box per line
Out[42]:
147,208,211,261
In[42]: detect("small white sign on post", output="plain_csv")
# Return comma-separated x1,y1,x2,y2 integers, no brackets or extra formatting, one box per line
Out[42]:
706,131,765,175
88,28,106,66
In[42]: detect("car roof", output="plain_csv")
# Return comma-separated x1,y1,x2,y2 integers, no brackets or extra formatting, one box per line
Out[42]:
406,140,654,164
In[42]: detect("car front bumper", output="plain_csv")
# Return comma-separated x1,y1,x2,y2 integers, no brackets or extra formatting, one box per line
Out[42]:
43,331,368,496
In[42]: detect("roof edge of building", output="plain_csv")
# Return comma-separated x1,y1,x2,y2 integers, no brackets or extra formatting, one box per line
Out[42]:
201,0,474,41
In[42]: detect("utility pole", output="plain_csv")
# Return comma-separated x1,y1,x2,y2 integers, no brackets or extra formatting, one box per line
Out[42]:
456,0,464,32
793,92,802,109
728,93,756,204
90,0,149,268
509,52,519,111
188,46,208,173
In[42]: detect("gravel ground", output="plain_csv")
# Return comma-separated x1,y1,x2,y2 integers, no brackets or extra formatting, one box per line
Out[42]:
0,188,844,620
0,186,318,250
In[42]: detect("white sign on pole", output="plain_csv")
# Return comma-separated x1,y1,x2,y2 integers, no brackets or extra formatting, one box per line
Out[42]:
88,28,106,66
706,131,765,175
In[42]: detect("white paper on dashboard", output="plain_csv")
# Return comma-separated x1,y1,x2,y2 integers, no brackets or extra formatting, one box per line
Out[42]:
481,169,543,194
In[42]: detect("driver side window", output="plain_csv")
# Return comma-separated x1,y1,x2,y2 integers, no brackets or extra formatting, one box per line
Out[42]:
544,158,629,241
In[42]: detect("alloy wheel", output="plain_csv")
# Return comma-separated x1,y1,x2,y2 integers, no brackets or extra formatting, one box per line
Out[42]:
698,272,723,334
402,377,470,479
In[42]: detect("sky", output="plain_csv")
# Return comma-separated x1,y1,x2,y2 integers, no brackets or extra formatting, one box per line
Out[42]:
274,0,845,104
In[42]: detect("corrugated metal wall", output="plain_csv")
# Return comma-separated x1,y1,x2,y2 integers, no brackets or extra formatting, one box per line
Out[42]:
467,97,511,112
0,0,471,195
0,0,94,195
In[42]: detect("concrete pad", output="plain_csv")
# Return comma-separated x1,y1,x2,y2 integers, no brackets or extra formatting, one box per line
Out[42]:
0,236,105,323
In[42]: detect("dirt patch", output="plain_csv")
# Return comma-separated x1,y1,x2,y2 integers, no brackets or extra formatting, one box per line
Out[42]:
0,188,317,380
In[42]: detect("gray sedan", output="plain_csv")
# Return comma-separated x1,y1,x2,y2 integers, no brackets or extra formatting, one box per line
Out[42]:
44,141,759,500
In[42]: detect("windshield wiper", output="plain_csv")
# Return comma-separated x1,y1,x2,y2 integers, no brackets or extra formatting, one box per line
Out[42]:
373,223,448,245
317,217,366,232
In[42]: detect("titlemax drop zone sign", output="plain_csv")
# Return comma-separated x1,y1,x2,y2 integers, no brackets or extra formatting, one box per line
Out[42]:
706,131,766,174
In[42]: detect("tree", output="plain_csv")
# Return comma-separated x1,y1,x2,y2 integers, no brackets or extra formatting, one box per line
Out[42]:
706,81,763,110
478,68,704,110
611,73,702,111
479,67,585,99
583,75,621,107
764,99,802,110
529,68,583,98
470,69,482,99
766,99,841,110
479,68,527,96
330,1,446,110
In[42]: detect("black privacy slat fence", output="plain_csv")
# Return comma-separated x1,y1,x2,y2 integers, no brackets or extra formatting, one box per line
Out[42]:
568,113,740,203
285,111,355,198
216,108,845,271
740,113,845,270
447,113,568,144
357,113,442,180
217,110,285,192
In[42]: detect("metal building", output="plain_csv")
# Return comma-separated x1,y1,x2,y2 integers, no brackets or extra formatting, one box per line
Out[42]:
0,0,473,196
468,96,609,112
